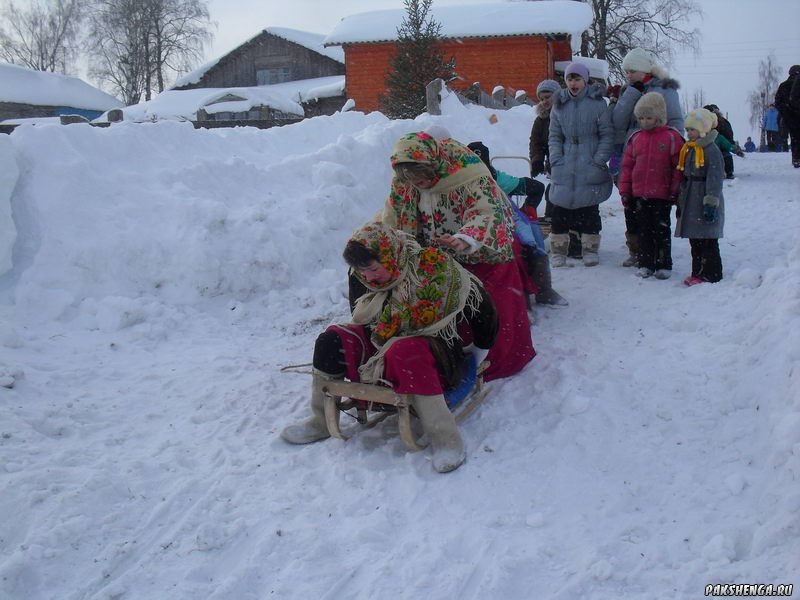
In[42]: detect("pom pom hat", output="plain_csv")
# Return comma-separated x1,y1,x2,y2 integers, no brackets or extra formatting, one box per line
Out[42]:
633,92,667,125
684,108,715,137
564,62,590,81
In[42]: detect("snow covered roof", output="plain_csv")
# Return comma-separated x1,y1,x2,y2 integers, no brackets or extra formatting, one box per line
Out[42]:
555,56,610,81
261,76,345,104
324,1,593,46
0,62,123,110
170,27,344,90
100,86,305,123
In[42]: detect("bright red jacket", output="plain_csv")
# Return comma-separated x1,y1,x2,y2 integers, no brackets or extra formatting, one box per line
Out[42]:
618,126,684,200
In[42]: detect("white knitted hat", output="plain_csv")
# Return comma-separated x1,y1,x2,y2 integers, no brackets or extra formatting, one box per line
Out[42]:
623,47,669,79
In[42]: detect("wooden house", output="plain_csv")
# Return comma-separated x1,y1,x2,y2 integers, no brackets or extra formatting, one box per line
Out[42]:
173,27,345,91
323,1,594,113
0,63,122,125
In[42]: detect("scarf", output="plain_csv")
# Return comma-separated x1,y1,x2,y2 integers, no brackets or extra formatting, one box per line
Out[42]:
383,132,514,264
677,141,705,171
348,223,482,384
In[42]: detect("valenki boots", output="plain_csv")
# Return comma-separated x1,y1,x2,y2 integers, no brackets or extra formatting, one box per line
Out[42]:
529,253,568,306
581,233,601,266
280,370,341,444
549,233,570,268
412,394,465,473
623,232,639,267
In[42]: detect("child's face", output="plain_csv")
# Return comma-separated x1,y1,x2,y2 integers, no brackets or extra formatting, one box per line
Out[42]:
625,70,646,84
566,75,586,95
686,128,701,141
638,116,658,130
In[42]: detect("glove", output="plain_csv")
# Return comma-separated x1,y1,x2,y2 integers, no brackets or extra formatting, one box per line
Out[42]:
631,81,646,93
620,194,632,209
702,195,719,223
736,149,745,157
530,159,544,177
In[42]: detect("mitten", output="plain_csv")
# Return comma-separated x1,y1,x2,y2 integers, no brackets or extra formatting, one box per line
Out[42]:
530,159,544,177
620,194,631,208
702,195,720,223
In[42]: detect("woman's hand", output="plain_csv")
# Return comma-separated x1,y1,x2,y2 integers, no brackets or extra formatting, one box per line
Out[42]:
436,234,469,252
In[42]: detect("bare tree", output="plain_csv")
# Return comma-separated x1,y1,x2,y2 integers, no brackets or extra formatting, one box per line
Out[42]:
747,52,782,148
86,0,212,104
516,0,701,82
0,0,84,73
681,88,706,116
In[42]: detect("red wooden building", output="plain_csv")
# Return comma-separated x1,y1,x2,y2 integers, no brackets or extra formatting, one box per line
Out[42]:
324,1,593,113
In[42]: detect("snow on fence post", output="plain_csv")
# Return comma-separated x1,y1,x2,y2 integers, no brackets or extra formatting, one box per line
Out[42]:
426,79,443,115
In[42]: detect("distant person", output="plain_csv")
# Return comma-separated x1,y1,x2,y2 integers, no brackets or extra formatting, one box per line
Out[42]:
762,104,781,151
743,137,756,153
548,62,614,267
704,105,739,179
617,93,684,280
675,108,726,286
612,47,683,269
775,64,800,168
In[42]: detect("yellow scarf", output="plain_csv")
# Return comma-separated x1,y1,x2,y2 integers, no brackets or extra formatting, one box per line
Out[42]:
677,141,705,171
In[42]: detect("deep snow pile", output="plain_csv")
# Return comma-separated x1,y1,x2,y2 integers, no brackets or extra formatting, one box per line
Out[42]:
0,93,798,600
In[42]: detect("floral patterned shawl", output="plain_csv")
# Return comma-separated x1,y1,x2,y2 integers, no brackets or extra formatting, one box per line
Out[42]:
348,223,483,384
381,132,514,265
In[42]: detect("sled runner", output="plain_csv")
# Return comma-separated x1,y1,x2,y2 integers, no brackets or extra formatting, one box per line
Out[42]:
281,355,490,452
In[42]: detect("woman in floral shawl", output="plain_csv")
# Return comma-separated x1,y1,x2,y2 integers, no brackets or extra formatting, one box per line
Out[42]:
281,223,498,473
381,131,535,381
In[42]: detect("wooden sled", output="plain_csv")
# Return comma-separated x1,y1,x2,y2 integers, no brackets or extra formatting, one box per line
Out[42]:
281,357,491,452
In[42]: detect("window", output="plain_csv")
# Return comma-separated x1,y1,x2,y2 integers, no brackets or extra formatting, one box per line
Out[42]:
256,67,292,85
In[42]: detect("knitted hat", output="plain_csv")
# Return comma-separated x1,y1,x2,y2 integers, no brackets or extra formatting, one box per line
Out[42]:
634,92,667,125
790,65,800,76
536,79,561,97
564,62,590,81
622,48,655,73
684,108,715,137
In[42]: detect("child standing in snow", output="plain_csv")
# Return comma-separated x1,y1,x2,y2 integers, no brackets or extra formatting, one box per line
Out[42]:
617,93,684,279
675,108,726,285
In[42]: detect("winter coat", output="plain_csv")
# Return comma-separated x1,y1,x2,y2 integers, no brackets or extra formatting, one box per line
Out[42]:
528,104,551,175
715,115,735,146
618,125,684,200
612,76,684,145
775,74,800,129
675,130,725,239
763,107,780,132
548,84,614,209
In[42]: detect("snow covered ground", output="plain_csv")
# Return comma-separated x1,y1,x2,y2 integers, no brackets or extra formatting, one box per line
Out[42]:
1,94,798,599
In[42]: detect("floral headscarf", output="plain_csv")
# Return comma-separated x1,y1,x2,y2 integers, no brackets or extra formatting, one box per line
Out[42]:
348,223,483,384
382,132,515,265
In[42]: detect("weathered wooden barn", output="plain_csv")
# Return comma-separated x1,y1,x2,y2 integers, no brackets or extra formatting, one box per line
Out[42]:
323,1,594,113
0,63,122,125
173,27,345,91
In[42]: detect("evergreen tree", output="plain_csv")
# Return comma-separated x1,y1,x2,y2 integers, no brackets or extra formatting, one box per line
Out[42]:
380,0,456,119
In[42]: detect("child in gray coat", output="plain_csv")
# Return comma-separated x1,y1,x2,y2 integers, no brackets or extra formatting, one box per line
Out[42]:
675,108,725,286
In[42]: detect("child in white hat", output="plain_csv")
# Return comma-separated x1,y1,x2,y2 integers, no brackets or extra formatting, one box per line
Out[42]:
675,108,726,286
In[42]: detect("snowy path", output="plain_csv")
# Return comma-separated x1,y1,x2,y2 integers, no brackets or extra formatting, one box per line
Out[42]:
1,119,798,599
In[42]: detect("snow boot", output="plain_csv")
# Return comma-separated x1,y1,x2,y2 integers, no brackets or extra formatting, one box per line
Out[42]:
549,233,570,268
412,394,465,473
636,267,653,278
654,269,672,280
280,370,340,444
530,253,568,306
581,233,601,267
567,231,583,258
622,232,639,267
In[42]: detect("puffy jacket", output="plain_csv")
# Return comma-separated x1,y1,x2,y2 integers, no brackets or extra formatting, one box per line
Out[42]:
618,126,684,200
612,76,684,145
548,84,615,209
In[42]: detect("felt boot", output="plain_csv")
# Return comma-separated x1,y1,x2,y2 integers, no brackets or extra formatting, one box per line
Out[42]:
530,253,568,306
280,370,340,444
549,233,570,268
623,232,639,267
412,394,465,473
581,233,601,267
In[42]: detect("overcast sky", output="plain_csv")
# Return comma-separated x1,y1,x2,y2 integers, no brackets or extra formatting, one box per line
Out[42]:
204,0,800,141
